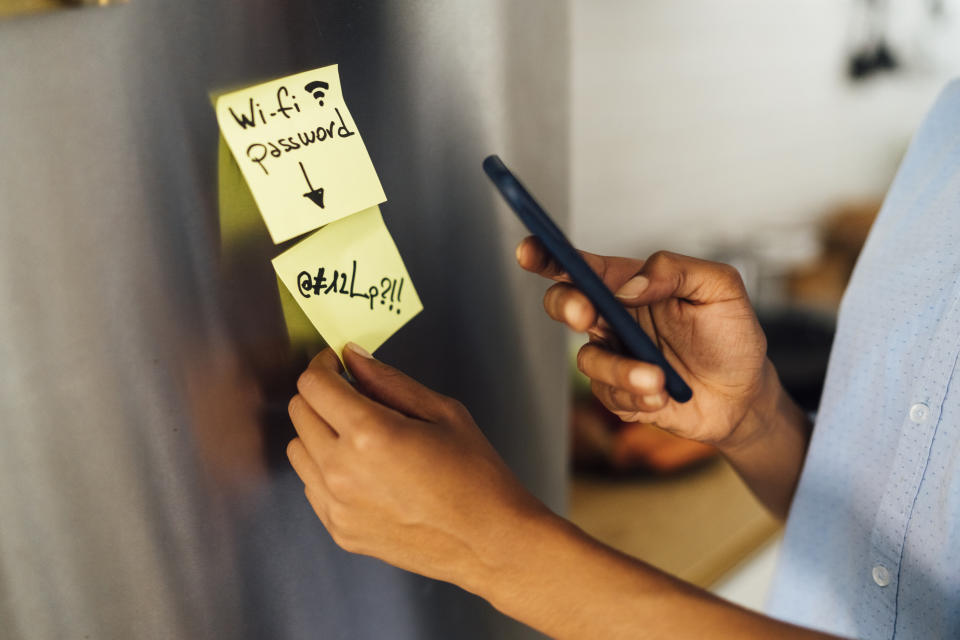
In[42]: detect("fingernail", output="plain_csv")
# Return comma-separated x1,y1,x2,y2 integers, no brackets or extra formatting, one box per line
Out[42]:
629,367,658,389
345,342,374,359
563,297,590,327
643,394,663,407
515,241,525,264
615,275,649,299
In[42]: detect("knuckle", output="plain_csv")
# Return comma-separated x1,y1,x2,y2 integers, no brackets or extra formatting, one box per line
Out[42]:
348,404,378,432
363,407,394,436
296,369,320,395
331,530,357,554
351,426,388,453
613,409,642,423
609,387,631,407
325,507,359,554
305,485,328,519
719,263,742,284
645,250,674,270
576,344,590,373
324,469,353,498
286,437,303,463
590,380,615,406
593,380,642,414
577,345,606,380
325,498,348,525
626,389,649,409
288,394,305,420
441,397,470,422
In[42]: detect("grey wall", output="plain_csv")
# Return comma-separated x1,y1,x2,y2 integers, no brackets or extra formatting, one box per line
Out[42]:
0,2,569,638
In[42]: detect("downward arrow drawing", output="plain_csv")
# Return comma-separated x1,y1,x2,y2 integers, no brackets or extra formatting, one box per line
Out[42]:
299,161,325,208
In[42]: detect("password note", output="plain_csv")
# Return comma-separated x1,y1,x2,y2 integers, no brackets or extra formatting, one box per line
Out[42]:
216,64,386,244
272,206,422,357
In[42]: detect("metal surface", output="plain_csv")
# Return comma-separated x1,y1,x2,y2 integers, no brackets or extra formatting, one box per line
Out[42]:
0,2,569,638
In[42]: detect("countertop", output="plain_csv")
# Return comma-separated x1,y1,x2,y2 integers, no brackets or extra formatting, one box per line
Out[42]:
568,457,781,588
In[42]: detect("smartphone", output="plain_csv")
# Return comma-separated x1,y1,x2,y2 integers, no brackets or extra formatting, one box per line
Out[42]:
483,155,692,403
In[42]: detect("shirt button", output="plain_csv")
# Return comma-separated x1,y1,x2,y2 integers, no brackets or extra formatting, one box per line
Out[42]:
872,565,891,587
909,403,929,423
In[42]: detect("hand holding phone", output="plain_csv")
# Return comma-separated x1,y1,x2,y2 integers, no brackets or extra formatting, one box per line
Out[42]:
483,155,693,403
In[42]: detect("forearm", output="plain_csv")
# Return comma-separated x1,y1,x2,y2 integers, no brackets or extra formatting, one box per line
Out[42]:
718,359,814,520
465,510,836,640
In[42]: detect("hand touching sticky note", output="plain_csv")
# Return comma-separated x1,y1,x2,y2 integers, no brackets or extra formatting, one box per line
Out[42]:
272,206,423,357
216,65,386,244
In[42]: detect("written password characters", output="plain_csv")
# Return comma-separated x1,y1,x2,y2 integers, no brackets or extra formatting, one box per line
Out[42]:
226,83,356,175
298,260,405,314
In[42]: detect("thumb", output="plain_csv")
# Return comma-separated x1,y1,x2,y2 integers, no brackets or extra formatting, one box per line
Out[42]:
341,342,453,422
613,251,746,307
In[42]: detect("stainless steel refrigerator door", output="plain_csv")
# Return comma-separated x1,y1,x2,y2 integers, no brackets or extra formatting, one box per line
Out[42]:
0,1,569,639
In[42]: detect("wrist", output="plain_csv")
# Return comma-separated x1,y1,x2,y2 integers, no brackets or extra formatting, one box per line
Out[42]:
713,359,813,519
460,501,574,607
717,359,785,455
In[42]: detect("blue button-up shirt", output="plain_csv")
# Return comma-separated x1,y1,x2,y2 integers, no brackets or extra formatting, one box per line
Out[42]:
766,79,960,639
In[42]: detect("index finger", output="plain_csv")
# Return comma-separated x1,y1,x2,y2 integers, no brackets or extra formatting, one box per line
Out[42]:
516,236,645,291
296,348,385,433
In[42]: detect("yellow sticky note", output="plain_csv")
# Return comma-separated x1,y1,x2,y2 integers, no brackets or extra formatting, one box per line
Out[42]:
217,131,325,355
272,207,423,357
215,64,386,244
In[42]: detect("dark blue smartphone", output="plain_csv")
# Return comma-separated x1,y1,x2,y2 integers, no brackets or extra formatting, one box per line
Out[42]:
483,155,692,403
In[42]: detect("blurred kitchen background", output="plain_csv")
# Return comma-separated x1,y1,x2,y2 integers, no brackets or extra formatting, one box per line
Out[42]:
565,0,960,612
